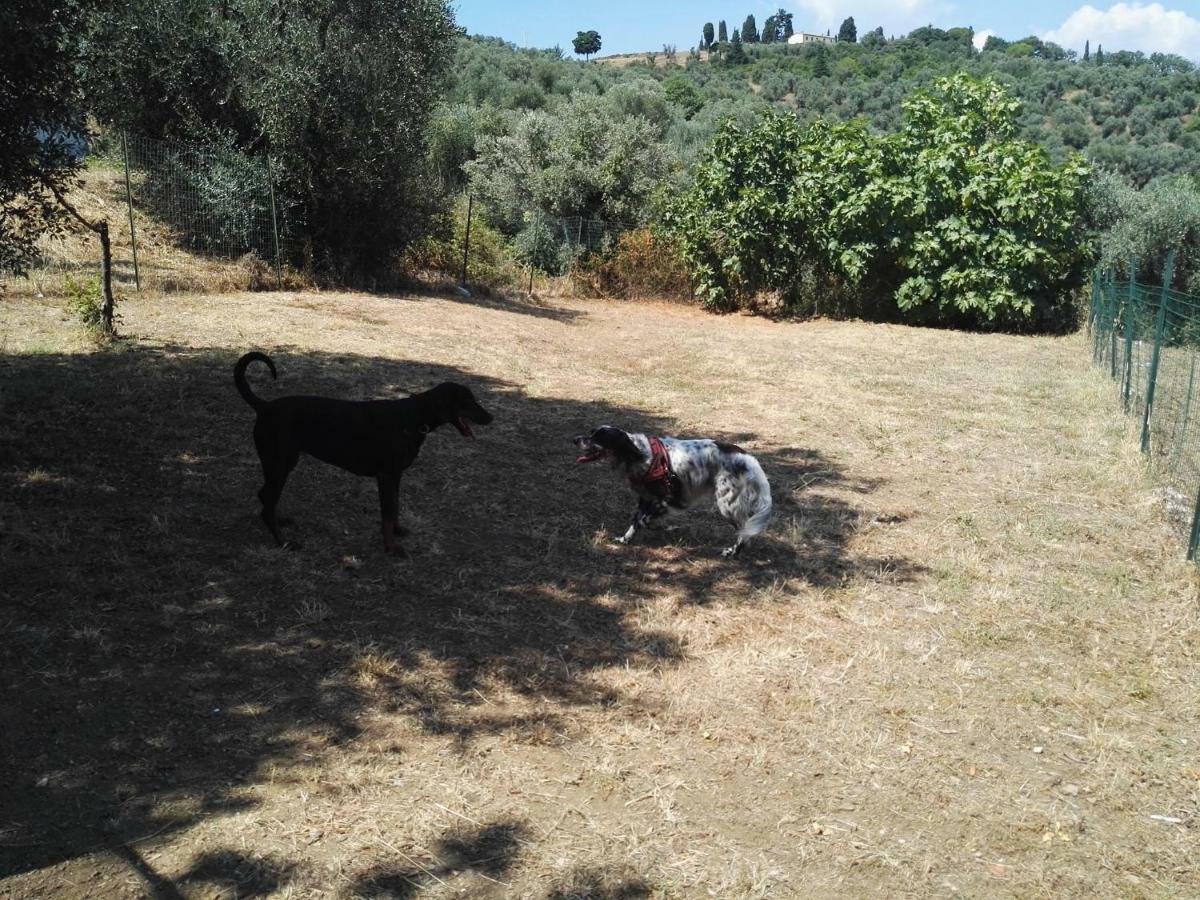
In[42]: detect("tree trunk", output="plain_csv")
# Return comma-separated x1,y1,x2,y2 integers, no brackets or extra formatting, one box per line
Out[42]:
98,220,114,334
47,180,117,335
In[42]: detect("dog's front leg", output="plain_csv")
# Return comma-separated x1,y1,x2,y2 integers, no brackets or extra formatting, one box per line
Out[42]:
615,498,663,545
377,473,407,557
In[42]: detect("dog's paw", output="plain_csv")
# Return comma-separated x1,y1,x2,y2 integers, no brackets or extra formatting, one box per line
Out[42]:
613,535,629,545
392,523,411,537
721,545,740,558
386,544,409,558
281,539,303,552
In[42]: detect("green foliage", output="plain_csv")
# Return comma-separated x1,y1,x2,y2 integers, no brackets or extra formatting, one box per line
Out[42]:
838,17,857,43
666,75,1092,330
573,30,601,60
62,275,106,332
1092,172,1200,292
741,16,758,44
464,93,678,232
450,24,1199,189
762,15,777,45
718,21,728,43
663,77,704,119
0,0,88,275
402,196,519,291
861,27,886,49
83,0,459,281
812,45,830,77
703,23,714,50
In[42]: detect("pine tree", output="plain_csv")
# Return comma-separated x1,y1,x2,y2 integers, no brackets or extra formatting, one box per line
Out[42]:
813,44,830,76
1096,43,1103,64
727,27,747,63
718,20,728,43
838,16,856,43
572,30,602,61
1083,39,1090,61
703,22,714,50
777,9,794,40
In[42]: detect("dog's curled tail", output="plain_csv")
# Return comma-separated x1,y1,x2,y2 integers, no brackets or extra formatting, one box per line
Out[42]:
234,351,276,411
738,456,773,542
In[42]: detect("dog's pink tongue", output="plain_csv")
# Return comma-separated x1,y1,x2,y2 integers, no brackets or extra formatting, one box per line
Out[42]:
458,418,474,439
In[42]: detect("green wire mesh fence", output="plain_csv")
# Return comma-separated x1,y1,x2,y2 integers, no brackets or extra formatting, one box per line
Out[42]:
119,132,288,288
8,131,292,296
1088,251,1200,559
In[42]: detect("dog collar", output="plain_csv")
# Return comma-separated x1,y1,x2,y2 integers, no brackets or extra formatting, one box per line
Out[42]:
639,436,680,502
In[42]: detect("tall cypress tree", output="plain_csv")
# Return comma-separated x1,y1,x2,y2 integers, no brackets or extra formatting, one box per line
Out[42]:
727,24,746,63
718,20,728,43
703,22,714,49
1083,39,1090,61
762,15,776,43
741,14,759,44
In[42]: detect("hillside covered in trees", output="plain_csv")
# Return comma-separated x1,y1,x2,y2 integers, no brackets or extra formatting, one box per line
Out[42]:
441,26,1199,191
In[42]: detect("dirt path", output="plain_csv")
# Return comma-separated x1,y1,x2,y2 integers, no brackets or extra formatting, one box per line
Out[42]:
2,290,1197,898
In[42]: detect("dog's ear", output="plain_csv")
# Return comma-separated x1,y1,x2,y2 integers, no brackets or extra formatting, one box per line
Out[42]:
592,426,641,460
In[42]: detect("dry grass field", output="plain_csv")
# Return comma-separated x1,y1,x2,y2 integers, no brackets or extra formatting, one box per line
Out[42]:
2,284,1198,898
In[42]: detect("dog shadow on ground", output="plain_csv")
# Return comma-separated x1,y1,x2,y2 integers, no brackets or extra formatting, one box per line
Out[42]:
0,343,919,894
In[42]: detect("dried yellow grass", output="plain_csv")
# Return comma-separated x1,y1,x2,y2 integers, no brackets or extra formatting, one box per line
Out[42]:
1,286,1197,898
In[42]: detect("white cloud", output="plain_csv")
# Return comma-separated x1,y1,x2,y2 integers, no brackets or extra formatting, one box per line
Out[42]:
789,0,956,37
1043,3,1200,58
972,28,994,50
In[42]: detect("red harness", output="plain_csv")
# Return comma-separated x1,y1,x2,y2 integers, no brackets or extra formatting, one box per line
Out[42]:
639,436,679,502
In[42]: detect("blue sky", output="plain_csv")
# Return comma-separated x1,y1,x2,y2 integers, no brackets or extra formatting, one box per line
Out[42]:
452,1,1200,59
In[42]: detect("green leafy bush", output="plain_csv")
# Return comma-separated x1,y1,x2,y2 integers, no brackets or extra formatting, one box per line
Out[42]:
667,75,1092,330
1091,172,1200,292
62,276,106,332
402,196,520,292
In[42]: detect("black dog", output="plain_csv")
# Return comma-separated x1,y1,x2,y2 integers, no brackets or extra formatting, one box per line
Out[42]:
234,351,492,554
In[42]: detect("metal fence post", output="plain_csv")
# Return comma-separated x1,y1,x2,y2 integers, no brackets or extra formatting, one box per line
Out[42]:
1172,354,1196,475
1123,263,1136,411
264,154,283,290
1188,485,1200,561
1139,251,1175,453
460,195,473,286
1109,271,1118,381
527,210,537,295
1089,269,1099,330
121,131,141,290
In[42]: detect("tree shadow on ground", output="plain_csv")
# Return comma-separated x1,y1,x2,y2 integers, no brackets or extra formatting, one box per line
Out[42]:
380,280,587,324
352,820,529,898
0,343,919,887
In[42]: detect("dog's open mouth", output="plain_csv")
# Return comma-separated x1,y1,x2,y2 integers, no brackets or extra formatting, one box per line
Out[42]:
576,447,610,463
454,417,474,439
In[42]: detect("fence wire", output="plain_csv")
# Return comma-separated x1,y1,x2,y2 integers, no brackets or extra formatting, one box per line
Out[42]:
121,133,284,267
8,131,292,296
1089,254,1200,558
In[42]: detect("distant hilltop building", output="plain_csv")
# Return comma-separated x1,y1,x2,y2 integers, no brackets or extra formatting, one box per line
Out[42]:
788,32,835,45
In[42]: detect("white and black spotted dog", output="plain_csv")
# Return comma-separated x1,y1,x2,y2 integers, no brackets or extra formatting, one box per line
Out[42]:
573,425,773,557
